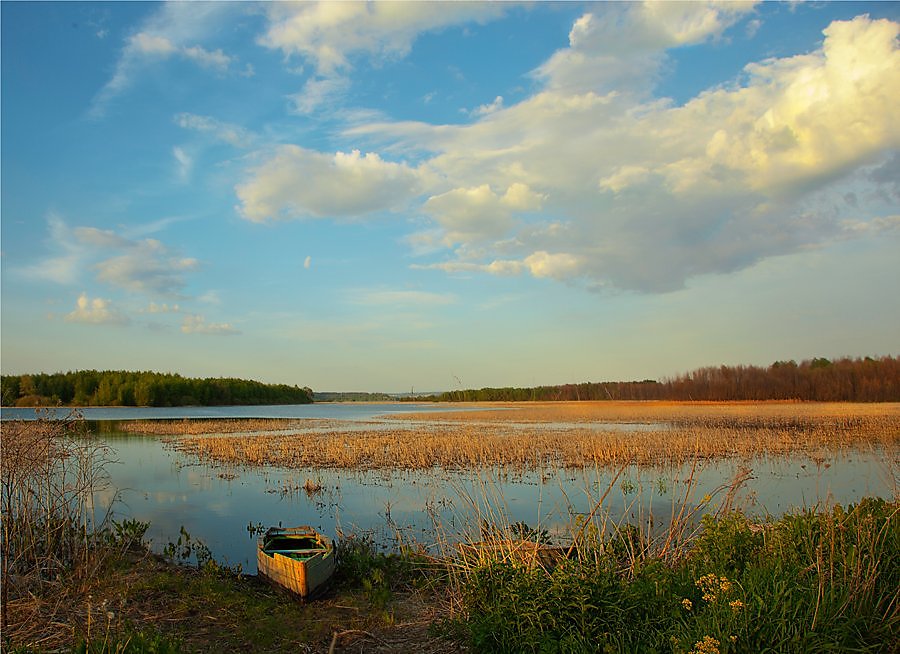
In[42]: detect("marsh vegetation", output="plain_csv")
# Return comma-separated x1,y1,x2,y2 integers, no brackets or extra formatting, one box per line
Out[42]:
156,402,899,471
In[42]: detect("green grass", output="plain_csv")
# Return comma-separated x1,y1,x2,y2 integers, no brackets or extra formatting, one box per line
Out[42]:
451,498,900,653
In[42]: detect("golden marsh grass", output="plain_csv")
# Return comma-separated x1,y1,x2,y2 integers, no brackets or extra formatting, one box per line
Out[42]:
117,417,312,435
154,402,900,472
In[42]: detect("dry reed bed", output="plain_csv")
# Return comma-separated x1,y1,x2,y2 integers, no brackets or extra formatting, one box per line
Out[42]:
397,400,900,424
166,407,900,472
117,417,325,435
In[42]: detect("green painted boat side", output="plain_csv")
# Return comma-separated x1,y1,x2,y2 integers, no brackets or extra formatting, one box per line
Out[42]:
257,526,335,598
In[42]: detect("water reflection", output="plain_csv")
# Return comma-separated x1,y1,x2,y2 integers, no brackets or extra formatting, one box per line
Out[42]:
95,431,897,573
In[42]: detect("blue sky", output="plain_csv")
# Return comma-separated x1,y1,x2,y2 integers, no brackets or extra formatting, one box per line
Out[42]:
2,1,898,393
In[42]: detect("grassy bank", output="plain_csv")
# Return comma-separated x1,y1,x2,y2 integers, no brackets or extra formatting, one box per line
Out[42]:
447,498,899,653
4,498,897,653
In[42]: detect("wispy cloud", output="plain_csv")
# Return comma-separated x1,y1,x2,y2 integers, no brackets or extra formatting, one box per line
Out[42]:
174,113,254,148
94,239,198,295
181,314,240,335
469,95,504,117
289,76,351,114
173,146,192,182
21,213,84,284
22,215,201,297
260,2,510,76
352,289,457,307
90,3,242,117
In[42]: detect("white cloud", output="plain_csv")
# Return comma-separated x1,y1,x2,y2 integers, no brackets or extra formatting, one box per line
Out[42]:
236,146,423,222
259,2,509,75
534,2,757,95
174,113,253,148
669,16,900,195
423,183,546,245
65,293,129,325
181,314,240,335
352,12,900,293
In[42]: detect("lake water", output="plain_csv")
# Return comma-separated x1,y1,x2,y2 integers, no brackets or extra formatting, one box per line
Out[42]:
0,402,460,422
4,404,896,573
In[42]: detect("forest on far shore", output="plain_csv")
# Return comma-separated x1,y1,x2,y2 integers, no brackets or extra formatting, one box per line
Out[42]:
0,370,313,407
425,356,900,403
3,356,898,408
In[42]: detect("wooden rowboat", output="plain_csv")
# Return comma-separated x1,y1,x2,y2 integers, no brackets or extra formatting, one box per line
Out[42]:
257,526,335,598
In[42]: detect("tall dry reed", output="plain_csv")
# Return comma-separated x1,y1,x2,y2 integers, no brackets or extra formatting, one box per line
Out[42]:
0,415,114,641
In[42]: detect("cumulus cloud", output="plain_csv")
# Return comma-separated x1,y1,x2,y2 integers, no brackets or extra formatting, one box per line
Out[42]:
236,146,423,222
355,12,900,292
423,183,545,245
65,293,129,325
181,314,240,335
231,6,898,293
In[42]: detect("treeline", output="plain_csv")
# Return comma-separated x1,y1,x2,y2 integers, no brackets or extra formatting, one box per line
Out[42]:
425,356,900,403
1,370,313,407
313,391,395,402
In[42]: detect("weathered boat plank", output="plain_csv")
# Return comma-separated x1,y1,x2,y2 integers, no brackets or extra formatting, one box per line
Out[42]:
257,526,335,598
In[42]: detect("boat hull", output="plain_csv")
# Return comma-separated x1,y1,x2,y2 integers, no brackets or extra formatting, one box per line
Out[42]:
257,526,335,598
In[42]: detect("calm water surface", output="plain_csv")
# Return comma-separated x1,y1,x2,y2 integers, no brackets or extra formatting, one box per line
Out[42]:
1,402,463,421
98,437,894,573
6,404,895,573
